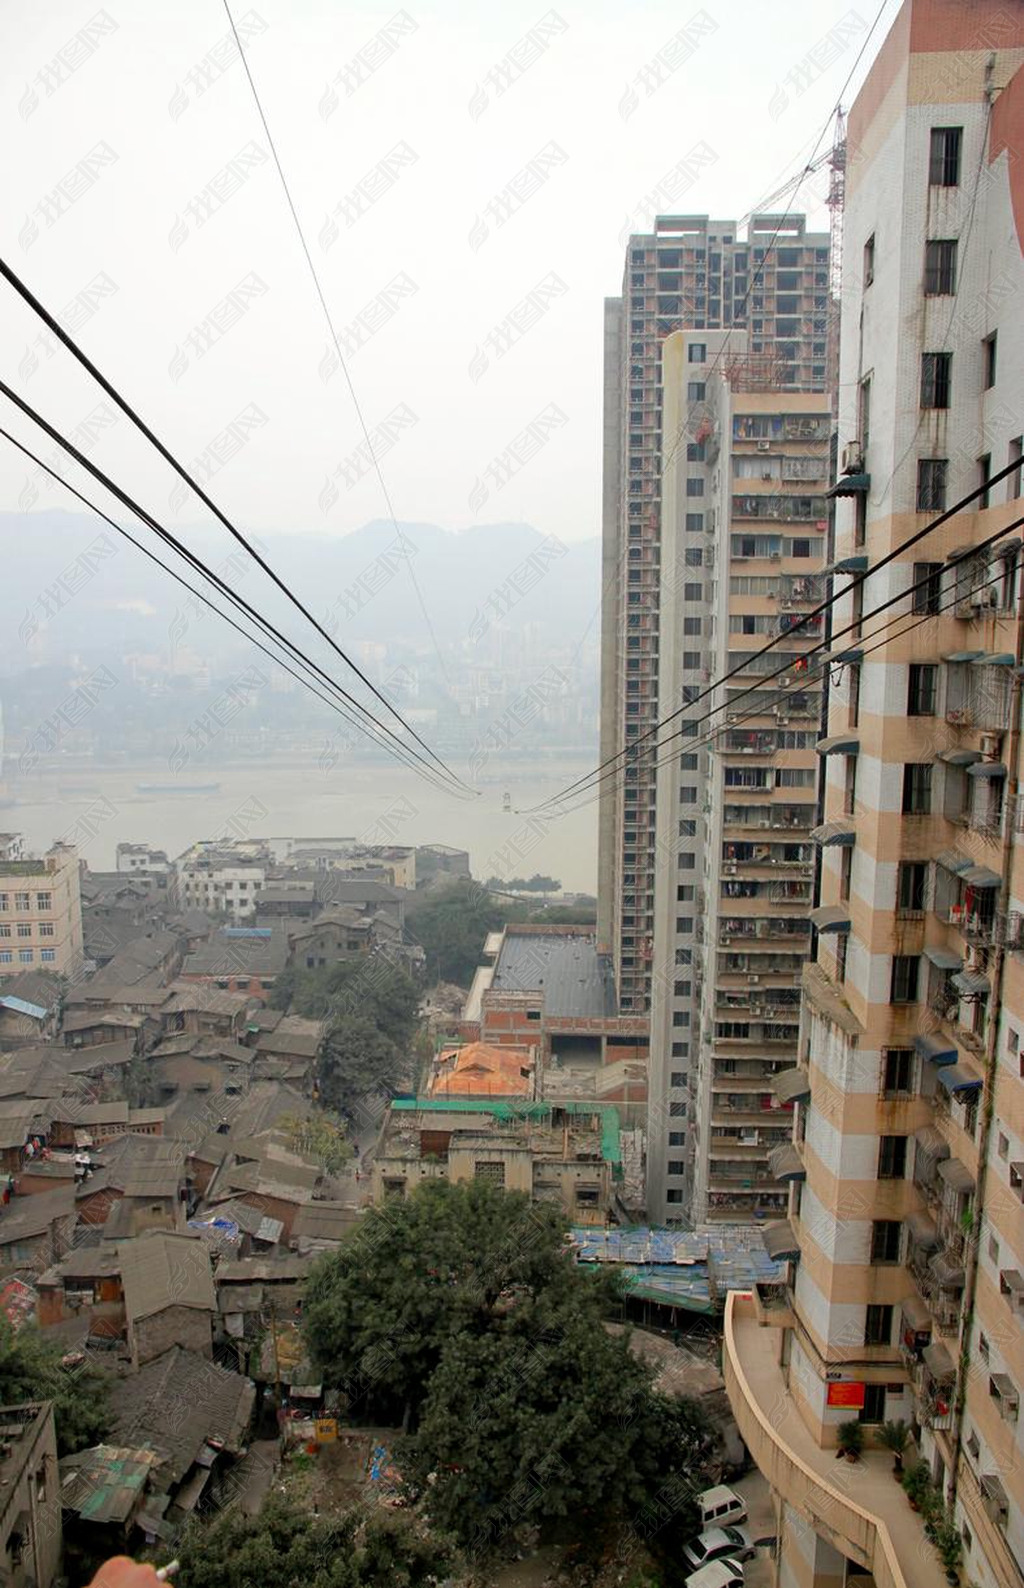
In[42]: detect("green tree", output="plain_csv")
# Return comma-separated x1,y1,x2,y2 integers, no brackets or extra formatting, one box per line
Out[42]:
318,1015,407,1114
304,1181,717,1564
277,958,419,1051
177,1495,458,1588
405,881,529,985
0,1319,112,1455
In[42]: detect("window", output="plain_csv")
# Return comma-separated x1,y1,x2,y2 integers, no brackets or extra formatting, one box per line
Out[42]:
1009,437,1023,501
0,895,6,912
18,949,33,965
0,926,8,939
861,1384,887,1424
912,562,942,615
863,234,875,286
668,1161,686,1175
669,1131,685,1146
924,240,957,295
920,352,952,409
878,1135,908,1179
979,453,992,510
38,923,54,937
929,126,962,186
917,458,948,511
989,1233,1000,1264
902,763,932,814
871,1221,902,1263
14,892,29,911
685,513,704,531
896,862,927,916
474,1161,506,1185
666,1188,683,1203
686,478,705,498
35,892,51,911
983,332,997,389
0,951,11,965
865,1304,894,1346
891,955,920,1003
883,1047,914,1097
688,343,706,363
907,664,937,716
687,382,706,401
998,1131,1009,1159
16,924,31,939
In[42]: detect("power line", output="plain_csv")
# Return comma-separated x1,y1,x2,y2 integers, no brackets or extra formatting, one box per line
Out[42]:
0,255,470,792
541,526,1024,820
532,458,1024,810
220,0,451,689
0,420,461,786
0,380,473,797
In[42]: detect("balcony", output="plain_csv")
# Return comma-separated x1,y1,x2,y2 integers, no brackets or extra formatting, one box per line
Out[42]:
724,1291,936,1588
752,1281,795,1328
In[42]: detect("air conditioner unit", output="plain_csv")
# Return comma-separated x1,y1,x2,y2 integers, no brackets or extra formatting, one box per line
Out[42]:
756,441,771,453
841,441,864,475
981,732,1001,758
770,552,782,562
971,587,997,609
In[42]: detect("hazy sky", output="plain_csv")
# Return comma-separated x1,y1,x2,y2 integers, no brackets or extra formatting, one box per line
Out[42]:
1,0,897,550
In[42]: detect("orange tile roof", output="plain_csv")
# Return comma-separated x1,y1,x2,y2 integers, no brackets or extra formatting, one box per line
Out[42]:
429,1041,535,1098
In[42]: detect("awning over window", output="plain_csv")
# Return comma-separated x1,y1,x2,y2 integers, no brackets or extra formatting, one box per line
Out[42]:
762,1220,800,1260
914,1126,949,1159
972,652,1015,666
816,734,860,755
901,1291,931,1331
768,1143,806,1181
941,650,985,663
961,865,1001,887
810,904,851,934
952,970,989,996
823,554,869,577
821,648,863,666
938,749,982,766
999,1268,1024,1297
827,472,870,497
773,1067,811,1105
930,1252,965,1290
937,1157,975,1194
936,1063,983,1095
936,850,972,875
915,1034,957,1066
923,1340,957,1381
907,1212,940,1248
923,946,963,971
811,819,856,847
966,763,1007,782
946,545,975,563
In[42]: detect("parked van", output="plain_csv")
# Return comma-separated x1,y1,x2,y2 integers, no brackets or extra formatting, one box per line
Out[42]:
695,1485,748,1531
684,1557,745,1588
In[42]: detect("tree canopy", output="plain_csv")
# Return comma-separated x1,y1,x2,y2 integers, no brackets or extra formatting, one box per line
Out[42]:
272,956,420,1050
177,1496,457,1588
404,882,527,985
0,1319,112,1455
318,1015,408,1114
303,1181,717,1565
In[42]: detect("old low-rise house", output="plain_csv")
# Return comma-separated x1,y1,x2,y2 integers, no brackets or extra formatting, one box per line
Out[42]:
76,1136,190,1229
59,1445,161,1551
179,928,288,997
285,907,372,970
108,1346,255,1537
61,1009,146,1051
0,1186,76,1273
289,1200,357,1254
49,1102,165,1151
159,985,254,1042
0,1402,62,1588
252,1015,322,1086
0,972,62,1047
0,1101,51,1174
118,1233,216,1368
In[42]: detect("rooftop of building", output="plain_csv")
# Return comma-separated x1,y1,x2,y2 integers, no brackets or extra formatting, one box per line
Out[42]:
384,1096,620,1167
181,927,289,978
489,928,618,1018
428,1041,536,1099
109,1347,255,1483
117,1231,216,1321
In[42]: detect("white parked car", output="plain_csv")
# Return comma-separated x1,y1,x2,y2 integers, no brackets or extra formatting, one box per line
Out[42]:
684,1557,745,1588
682,1525,756,1573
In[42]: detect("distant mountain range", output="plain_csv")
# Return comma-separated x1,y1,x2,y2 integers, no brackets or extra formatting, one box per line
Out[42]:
2,512,600,667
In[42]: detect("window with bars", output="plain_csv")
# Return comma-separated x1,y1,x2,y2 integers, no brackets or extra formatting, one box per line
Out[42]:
924,240,957,295
929,126,962,186
920,352,952,409
917,459,948,512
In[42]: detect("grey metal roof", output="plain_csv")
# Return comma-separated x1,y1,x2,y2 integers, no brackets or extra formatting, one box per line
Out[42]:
490,931,617,1018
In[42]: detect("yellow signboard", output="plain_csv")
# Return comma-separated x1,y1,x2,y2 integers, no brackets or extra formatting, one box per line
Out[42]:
315,1417,337,1442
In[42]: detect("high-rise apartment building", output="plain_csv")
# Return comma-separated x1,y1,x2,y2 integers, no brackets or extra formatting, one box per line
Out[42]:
648,334,831,1224
599,213,833,1024
0,842,83,979
725,7,1024,1588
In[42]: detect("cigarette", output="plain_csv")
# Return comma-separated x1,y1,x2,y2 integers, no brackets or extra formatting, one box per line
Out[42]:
155,1563,179,1581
